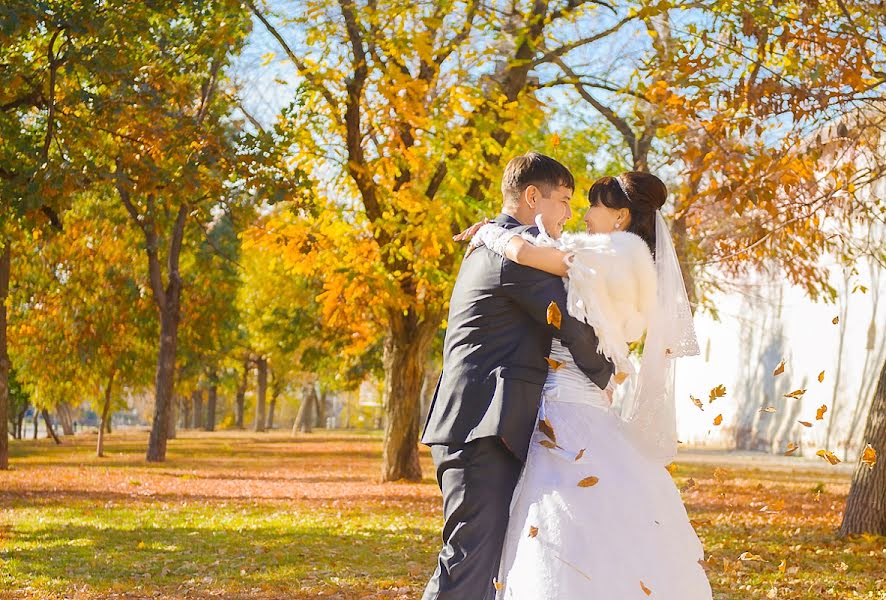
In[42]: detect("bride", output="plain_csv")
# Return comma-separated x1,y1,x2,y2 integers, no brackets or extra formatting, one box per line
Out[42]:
467,171,712,599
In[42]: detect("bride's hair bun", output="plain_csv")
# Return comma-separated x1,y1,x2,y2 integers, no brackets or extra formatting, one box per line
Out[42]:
619,171,667,212
587,171,668,257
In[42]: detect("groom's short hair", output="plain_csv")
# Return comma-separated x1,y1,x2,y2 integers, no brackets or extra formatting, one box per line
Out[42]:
501,152,575,208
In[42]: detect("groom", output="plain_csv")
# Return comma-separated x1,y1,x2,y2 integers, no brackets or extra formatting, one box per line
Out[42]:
421,152,614,599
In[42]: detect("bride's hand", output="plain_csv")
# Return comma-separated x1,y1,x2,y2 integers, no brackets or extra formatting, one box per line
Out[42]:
453,218,490,242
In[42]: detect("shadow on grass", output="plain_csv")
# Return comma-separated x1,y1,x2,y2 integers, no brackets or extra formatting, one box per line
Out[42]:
3,516,439,598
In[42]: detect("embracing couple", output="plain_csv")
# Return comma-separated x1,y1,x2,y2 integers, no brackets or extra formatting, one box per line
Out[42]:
421,152,713,599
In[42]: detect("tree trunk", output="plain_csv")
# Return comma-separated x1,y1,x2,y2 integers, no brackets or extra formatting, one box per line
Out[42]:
32,411,38,439
235,357,249,429
0,242,10,469
56,402,75,436
267,367,278,430
313,388,327,429
205,383,217,432
15,408,25,439
42,409,61,444
97,368,116,458
254,357,267,432
840,357,886,536
293,383,315,434
146,301,180,462
181,392,192,429
192,389,203,430
166,393,177,440
105,412,112,434
381,310,438,482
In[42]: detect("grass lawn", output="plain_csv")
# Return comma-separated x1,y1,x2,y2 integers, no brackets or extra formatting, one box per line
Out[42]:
0,430,883,599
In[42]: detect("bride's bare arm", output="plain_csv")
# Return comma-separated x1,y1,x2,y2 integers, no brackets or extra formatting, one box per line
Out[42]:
505,237,570,277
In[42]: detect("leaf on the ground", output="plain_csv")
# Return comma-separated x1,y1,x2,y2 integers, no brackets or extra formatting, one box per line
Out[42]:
713,467,730,482
759,406,776,413
545,357,564,370
578,476,599,487
690,519,711,528
574,448,585,461
818,371,825,383
784,389,806,399
538,418,556,443
547,301,562,329
798,420,813,427
738,551,766,562
709,384,727,403
861,443,877,469
784,442,799,456
640,580,652,596
773,360,785,376
691,394,704,411
816,449,841,465
713,414,723,426
528,525,538,538
680,478,696,492
816,405,828,420
778,559,787,573
760,499,784,513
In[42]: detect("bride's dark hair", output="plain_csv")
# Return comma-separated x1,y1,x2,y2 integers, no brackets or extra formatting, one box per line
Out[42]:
587,171,667,257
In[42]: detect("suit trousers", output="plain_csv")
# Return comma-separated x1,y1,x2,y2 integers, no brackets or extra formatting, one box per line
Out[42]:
422,436,523,600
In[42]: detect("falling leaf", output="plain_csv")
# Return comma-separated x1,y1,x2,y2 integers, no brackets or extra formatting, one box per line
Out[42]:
784,389,806,399
738,551,766,562
778,559,787,573
680,478,696,492
578,476,599,487
546,301,562,329
538,418,556,443
574,448,585,462
539,439,558,449
551,133,561,147
691,395,704,411
640,581,652,596
759,406,776,413
708,384,727,403
816,449,841,465
832,316,839,324
773,359,785,376
816,405,828,420
861,444,877,469
614,371,629,384
798,421,813,428
528,526,538,538
493,578,504,591
713,414,723,426
818,371,825,383
784,442,799,456
852,285,868,294
545,357,564,370
665,462,678,475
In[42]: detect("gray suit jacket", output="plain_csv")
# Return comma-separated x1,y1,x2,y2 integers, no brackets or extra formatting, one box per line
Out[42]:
421,214,614,461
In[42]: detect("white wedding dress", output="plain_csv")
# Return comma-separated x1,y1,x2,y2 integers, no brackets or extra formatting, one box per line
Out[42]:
474,217,713,599
496,339,712,599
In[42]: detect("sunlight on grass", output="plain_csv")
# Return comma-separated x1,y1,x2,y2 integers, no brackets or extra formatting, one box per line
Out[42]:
1,431,884,599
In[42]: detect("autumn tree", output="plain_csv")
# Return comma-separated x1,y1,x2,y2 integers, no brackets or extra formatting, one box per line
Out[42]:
8,200,155,456
245,0,664,481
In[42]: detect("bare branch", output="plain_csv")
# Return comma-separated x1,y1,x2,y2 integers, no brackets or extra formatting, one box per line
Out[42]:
245,0,342,121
